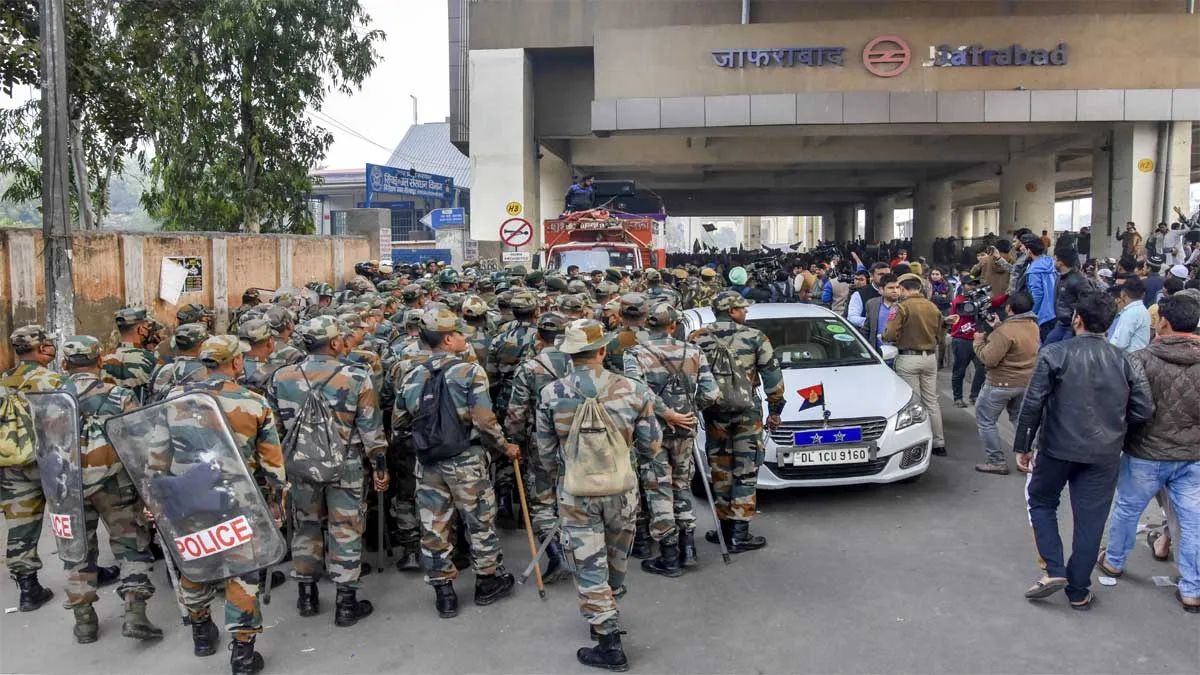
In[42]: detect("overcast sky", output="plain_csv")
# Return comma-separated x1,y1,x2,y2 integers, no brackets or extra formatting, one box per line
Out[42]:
317,0,450,169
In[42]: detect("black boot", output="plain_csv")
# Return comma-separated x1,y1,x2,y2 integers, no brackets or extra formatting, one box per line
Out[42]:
474,566,515,606
577,631,629,672
433,580,458,618
16,573,54,612
641,536,682,577
297,581,319,617
496,489,517,529
229,636,264,675
334,586,374,627
395,545,421,572
629,526,652,560
679,529,698,568
96,565,121,587
729,521,767,553
191,616,220,657
704,520,734,547
542,537,572,584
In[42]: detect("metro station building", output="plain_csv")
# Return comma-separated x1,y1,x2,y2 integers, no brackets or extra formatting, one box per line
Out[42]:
449,0,1199,260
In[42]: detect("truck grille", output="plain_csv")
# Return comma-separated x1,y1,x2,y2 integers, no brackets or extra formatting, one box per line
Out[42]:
768,417,889,446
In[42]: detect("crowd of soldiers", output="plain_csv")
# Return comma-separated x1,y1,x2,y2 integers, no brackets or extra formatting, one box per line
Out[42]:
0,258,783,673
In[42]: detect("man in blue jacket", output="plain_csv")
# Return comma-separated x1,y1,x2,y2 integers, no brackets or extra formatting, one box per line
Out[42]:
1022,237,1058,343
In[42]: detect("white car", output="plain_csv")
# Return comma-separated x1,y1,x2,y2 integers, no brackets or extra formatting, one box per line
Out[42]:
681,303,933,488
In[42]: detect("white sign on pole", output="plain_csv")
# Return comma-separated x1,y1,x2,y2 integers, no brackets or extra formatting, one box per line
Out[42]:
502,251,532,263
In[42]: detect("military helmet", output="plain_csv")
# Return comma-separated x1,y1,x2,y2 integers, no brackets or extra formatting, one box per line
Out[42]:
400,283,423,302
524,270,545,288
376,280,398,293
173,322,210,350
475,277,495,292
673,268,689,281
595,281,619,297
461,295,489,319
114,307,149,329
643,268,662,283
713,290,753,313
442,292,466,313
437,269,459,286
544,276,567,292
507,264,528,277
61,335,101,365
176,303,212,324
509,289,540,313
317,283,335,298
494,281,511,294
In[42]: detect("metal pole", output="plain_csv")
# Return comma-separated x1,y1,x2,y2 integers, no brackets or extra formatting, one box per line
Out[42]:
410,95,418,126
40,0,77,339
741,0,749,24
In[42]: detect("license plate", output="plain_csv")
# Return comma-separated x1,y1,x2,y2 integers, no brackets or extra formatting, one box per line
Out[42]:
786,446,870,466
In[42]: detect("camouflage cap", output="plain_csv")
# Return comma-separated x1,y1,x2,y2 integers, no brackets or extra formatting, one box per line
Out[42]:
496,291,514,308
263,305,294,331
646,303,680,328
114,307,149,328
559,319,610,355
713,290,752,313
337,312,366,330
510,289,540,313
347,277,374,293
401,283,423,301
536,311,568,334
567,279,589,294
461,295,489,319
176,303,213,324
417,279,436,292
403,311,425,329
494,281,511,294
442,292,466,313
173,322,211,350
475,277,495,291
595,280,620,296
556,293,586,312
199,335,250,367
376,280,398,293
644,268,662,283
298,316,343,345
619,292,650,317
421,308,467,334
317,283,335,297
238,318,274,343
508,264,528,277
545,276,568,292
61,335,101,363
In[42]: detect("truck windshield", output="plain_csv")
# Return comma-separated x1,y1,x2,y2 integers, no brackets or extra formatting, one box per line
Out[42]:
552,248,637,272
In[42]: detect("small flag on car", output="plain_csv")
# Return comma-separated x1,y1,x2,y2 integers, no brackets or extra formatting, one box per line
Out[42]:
797,383,825,412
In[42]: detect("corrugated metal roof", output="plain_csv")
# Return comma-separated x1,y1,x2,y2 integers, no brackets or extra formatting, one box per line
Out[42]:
386,122,471,189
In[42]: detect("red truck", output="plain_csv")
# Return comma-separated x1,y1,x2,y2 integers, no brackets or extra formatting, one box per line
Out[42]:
541,208,666,272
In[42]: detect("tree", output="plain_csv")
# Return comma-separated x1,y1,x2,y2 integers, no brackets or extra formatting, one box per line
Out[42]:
125,0,382,233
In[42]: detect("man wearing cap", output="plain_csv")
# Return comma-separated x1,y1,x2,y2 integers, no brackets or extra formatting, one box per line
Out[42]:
167,335,287,673
146,323,210,403
505,312,573,583
2,326,66,611
262,306,306,370
625,304,721,573
643,269,682,309
1141,254,1167,308
303,284,336,321
59,336,160,644
533,318,671,670
461,295,494,366
696,268,721,308
269,318,386,629
338,313,383,392
102,308,161,403
556,293,590,321
486,289,541,526
389,284,427,327
393,308,520,618
229,289,262,333
602,293,651,379
688,292,785,553
237,319,279,395
884,277,949,455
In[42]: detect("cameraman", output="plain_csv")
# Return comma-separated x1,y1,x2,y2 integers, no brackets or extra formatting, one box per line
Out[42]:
947,277,987,407
971,290,1040,475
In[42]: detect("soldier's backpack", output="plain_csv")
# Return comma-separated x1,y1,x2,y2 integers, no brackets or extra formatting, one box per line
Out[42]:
561,376,637,497
411,358,472,466
704,335,755,415
281,365,346,483
0,379,35,467
641,345,696,437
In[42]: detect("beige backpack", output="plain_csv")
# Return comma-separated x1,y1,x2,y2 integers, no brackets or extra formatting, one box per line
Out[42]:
561,376,636,498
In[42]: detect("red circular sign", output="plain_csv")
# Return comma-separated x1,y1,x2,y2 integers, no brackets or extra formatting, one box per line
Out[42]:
500,217,533,247
863,36,911,78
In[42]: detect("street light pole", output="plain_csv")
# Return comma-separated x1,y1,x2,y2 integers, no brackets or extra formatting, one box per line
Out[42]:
40,0,77,339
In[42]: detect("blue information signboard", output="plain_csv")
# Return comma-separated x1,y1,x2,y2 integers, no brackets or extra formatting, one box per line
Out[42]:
392,248,452,265
366,163,454,201
428,208,466,229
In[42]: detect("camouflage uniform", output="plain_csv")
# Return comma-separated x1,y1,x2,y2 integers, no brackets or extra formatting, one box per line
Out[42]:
485,290,540,517
392,310,512,584
1,327,65,579
100,308,160,403
237,319,281,395
170,336,286,639
268,318,387,591
688,293,785,524
643,270,682,308
60,338,155,608
603,293,652,375
461,296,494,367
147,323,210,402
533,320,671,637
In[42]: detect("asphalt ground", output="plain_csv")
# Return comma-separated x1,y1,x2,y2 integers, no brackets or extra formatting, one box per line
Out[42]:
2,371,1196,674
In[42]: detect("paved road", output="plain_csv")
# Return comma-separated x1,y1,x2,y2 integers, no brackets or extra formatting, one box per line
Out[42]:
2,373,1196,674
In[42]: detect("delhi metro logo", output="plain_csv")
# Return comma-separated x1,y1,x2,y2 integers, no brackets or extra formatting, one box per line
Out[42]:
863,36,911,77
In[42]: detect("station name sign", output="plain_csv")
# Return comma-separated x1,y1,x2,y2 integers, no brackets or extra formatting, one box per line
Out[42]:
711,47,845,69
933,42,1068,67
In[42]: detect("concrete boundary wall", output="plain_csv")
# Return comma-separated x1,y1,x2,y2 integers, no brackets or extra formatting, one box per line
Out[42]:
0,229,369,369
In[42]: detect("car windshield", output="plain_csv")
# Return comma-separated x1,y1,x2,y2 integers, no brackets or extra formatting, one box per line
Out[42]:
552,248,637,272
745,316,878,369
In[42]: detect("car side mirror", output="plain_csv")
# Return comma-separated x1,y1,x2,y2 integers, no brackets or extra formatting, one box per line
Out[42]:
879,345,899,362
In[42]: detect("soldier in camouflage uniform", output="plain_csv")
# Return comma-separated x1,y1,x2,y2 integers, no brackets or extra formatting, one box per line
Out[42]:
147,323,210,403
263,306,306,370
101,307,160,403
229,288,263,333
533,319,672,670
688,291,785,553
237,319,278,395
268,317,386,629
504,312,572,582
339,313,383,392
461,295,494,366
603,293,651,377
169,335,287,673
643,269,682,308
2,326,65,611
624,304,721,573
392,308,519,618
694,268,721,308
59,336,161,644
388,284,426,326
485,289,541,527
556,293,590,321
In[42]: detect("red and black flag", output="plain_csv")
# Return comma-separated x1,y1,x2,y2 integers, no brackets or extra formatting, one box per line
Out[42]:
797,383,825,412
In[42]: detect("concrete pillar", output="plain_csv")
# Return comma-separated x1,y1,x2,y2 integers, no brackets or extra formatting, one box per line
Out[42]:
537,146,572,253
870,197,895,243
954,207,975,241
344,209,391,263
999,151,1055,238
1165,121,1193,224
1093,122,1177,260
1091,134,1112,257
833,205,855,243
743,216,762,251
468,49,538,243
912,180,952,260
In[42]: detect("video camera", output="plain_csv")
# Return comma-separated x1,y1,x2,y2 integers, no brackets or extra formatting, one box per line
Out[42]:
811,243,841,262
957,285,998,330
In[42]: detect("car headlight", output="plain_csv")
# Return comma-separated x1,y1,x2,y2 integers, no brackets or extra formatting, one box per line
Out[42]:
895,394,927,431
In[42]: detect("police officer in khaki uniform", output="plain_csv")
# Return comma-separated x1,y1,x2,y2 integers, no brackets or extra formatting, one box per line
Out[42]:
882,276,947,456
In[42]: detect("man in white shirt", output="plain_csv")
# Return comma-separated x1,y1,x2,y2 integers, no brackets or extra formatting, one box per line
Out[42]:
1109,277,1152,353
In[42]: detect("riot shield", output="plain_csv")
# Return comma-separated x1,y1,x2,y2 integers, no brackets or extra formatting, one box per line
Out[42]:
25,392,88,563
104,392,286,583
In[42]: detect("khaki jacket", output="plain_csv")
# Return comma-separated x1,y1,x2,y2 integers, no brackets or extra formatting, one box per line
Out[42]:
972,312,1040,388
882,296,942,351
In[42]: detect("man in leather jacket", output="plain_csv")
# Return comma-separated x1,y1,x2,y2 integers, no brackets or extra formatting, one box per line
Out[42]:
1044,248,1090,345
1014,292,1154,610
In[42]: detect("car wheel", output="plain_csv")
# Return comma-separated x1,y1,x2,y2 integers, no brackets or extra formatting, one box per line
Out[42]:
899,474,923,485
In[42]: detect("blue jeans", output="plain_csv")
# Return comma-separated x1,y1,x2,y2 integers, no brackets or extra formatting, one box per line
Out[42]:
974,383,1026,464
1103,455,1200,599
1042,322,1074,345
